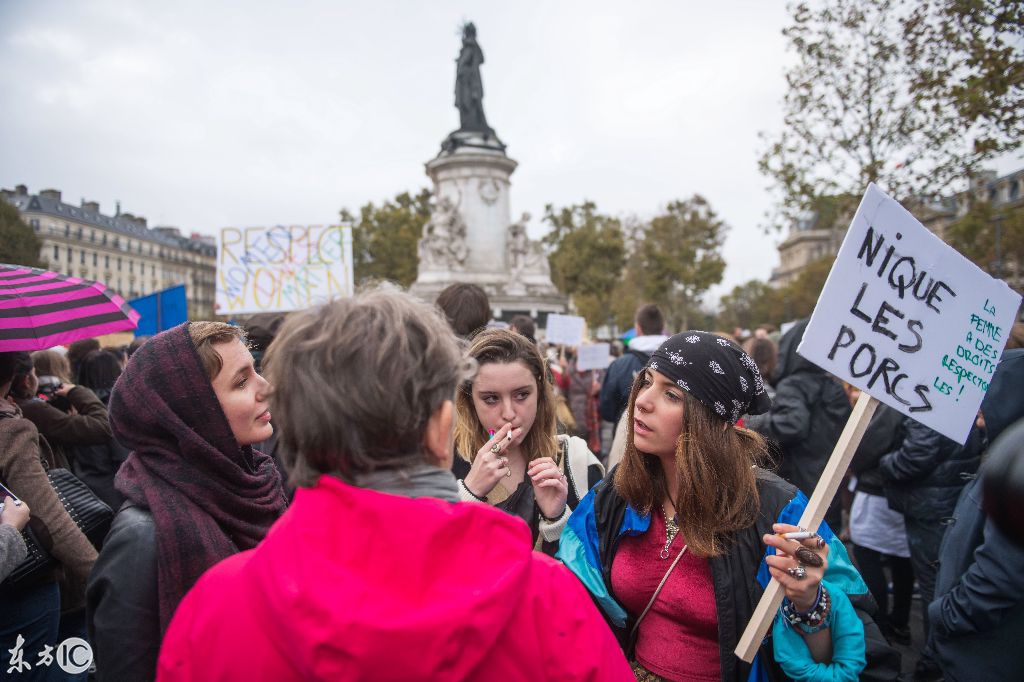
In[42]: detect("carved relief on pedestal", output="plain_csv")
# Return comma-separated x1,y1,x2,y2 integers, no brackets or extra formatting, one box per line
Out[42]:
506,212,551,284
478,178,500,205
418,196,470,272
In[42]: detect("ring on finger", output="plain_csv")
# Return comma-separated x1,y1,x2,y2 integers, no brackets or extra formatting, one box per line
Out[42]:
786,564,807,580
795,546,824,568
490,441,502,454
499,456,509,468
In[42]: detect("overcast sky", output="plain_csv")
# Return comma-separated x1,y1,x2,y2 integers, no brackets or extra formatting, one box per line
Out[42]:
2,2,1019,304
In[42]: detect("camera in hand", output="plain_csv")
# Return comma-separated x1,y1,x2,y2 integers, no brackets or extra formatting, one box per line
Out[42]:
36,375,71,413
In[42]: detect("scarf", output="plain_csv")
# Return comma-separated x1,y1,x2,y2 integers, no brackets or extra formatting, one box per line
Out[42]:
352,463,460,503
110,323,287,634
646,331,772,424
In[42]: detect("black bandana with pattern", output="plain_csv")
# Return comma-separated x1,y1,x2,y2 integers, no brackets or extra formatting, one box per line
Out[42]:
644,331,772,424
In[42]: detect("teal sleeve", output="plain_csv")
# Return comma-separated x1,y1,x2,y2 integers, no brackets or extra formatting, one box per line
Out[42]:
771,579,867,682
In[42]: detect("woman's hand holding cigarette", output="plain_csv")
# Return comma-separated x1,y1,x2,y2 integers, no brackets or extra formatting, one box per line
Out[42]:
464,423,522,498
763,523,829,612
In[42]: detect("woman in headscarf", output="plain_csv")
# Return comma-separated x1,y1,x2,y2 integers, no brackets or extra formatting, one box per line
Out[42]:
558,332,878,682
73,349,131,510
87,322,288,682
452,328,604,555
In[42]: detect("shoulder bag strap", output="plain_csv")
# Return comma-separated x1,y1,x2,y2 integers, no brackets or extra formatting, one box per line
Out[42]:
629,544,688,642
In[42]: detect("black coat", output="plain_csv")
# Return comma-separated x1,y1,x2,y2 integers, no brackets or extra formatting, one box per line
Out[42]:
849,404,906,496
878,418,983,521
928,349,1024,681
87,504,159,682
745,320,851,528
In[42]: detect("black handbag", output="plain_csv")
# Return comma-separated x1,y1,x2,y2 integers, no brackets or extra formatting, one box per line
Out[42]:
1,468,113,587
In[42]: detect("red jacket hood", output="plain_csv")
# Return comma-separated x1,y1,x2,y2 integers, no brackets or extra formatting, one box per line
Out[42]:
242,475,536,679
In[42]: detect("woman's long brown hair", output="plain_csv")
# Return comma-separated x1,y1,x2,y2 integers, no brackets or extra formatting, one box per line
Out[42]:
614,370,767,557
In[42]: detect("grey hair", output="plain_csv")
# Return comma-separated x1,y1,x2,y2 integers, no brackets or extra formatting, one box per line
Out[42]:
264,286,473,487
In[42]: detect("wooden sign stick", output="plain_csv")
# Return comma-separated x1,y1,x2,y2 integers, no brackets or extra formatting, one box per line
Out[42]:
735,390,879,663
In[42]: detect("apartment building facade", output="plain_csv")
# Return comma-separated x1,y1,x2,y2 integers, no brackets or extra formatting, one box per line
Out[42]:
2,184,217,320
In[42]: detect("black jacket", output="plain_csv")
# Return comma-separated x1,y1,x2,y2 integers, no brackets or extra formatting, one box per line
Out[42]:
586,468,900,681
87,504,159,682
878,418,984,521
745,320,851,528
928,349,1024,681
849,404,906,496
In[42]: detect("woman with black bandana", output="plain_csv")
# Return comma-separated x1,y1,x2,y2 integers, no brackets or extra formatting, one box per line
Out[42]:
558,332,876,682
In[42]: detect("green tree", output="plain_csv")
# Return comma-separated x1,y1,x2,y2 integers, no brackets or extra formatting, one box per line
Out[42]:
903,0,1024,169
640,195,727,331
945,203,1024,288
778,255,836,322
542,202,626,328
347,189,431,287
761,0,1023,230
0,200,44,268
717,280,784,332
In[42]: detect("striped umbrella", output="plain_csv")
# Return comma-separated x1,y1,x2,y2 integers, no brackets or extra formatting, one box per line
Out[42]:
0,264,141,352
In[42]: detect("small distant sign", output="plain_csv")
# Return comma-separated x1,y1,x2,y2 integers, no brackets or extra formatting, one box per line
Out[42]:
545,314,586,346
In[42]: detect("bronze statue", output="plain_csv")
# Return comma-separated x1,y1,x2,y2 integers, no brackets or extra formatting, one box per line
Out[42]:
454,23,490,133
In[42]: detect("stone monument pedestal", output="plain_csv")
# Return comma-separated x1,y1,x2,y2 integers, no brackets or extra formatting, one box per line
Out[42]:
410,130,566,321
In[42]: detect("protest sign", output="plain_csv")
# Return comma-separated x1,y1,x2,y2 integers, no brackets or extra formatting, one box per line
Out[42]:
735,183,1021,663
545,313,586,346
798,183,1020,444
576,343,611,371
215,225,354,315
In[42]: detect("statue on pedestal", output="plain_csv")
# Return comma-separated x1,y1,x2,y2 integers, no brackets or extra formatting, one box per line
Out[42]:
418,196,469,272
455,22,490,133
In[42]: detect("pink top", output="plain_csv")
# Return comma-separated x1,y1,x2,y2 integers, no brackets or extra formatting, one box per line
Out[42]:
611,511,720,681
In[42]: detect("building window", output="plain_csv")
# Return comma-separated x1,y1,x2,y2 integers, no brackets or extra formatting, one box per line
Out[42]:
151,263,155,275
105,255,109,268
53,244,59,260
117,257,122,271
90,230,95,242
65,224,70,237
114,237,120,249
77,227,83,240
129,260,133,274
93,253,98,267
80,250,85,265
30,219,40,230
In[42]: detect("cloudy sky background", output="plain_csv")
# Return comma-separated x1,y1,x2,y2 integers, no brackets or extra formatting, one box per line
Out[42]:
2,1,1020,304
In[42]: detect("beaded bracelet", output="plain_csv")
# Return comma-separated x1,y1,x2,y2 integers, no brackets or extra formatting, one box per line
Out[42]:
459,479,486,502
782,585,831,634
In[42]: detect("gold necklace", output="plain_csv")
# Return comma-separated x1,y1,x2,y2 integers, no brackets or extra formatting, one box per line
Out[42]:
661,504,680,560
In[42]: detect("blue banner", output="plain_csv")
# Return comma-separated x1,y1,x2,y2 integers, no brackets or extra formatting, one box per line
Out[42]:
129,284,188,335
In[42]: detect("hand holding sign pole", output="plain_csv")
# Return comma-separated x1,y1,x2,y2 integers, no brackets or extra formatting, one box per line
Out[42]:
735,183,1022,663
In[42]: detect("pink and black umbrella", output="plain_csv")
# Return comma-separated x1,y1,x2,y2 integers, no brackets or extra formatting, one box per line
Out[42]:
0,264,141,352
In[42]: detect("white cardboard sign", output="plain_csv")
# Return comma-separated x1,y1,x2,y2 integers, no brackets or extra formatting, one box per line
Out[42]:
798,184,1021,444
215,225,354,315
545,314,586,347
576,343,612,371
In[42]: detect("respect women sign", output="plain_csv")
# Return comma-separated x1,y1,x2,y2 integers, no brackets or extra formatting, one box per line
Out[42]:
798,184,1021,444
215,225,354,315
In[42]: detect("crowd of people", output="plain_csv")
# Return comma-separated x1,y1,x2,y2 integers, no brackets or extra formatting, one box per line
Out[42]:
0,281,1022,681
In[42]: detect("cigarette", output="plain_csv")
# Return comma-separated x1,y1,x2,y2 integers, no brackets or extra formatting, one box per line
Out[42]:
778,531,818,540
506,430,513,441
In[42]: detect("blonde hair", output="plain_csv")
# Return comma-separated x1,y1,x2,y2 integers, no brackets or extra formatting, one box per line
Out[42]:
454,328,557,464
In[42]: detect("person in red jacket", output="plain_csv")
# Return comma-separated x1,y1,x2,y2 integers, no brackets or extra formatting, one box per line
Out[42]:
157,287,632,682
